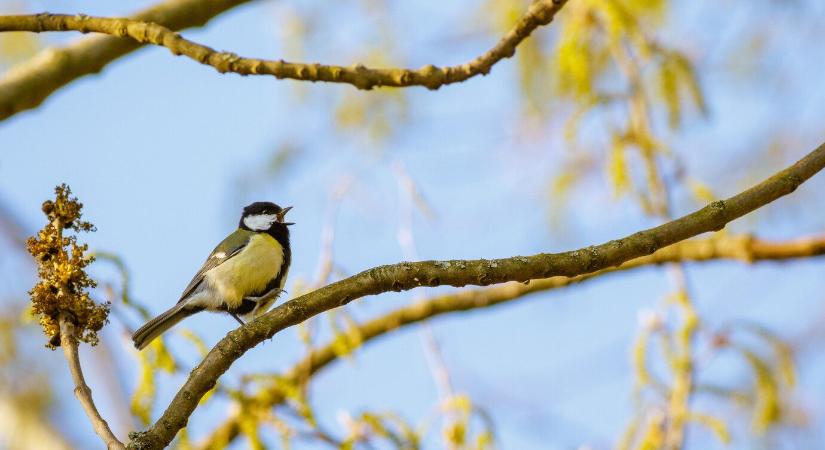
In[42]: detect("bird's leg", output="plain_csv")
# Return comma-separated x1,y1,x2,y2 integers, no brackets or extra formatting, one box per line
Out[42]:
229,312,245,326
244,287,285,304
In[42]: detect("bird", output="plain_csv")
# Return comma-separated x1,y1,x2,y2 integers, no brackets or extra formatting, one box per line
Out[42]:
132,202,293,350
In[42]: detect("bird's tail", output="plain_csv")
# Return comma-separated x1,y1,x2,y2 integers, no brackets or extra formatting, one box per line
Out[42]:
132,302,198,350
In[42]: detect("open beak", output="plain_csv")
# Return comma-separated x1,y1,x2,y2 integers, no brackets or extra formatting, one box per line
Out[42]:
277,206,294,225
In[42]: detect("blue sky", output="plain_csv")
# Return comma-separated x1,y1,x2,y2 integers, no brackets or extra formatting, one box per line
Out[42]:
2,0,825,449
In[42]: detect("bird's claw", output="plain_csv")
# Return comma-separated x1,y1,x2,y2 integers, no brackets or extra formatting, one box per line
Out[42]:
230,312,245,326
231,288,285,327
243,287,285,303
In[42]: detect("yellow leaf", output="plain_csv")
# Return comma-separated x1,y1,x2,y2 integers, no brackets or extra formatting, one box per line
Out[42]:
741,349,781,433
475,430,494,450
608,135,631,196
444,421,467,446
130,348,156,425
657,58,681,129
687,411,731,445
671,51,707,117
688,179,717,203
635,413,665,450
0,33,39,64
443,394,473,414
177,328,209,358
632,328,652,386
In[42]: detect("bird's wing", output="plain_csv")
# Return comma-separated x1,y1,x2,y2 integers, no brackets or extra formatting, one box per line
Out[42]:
177,229,255,302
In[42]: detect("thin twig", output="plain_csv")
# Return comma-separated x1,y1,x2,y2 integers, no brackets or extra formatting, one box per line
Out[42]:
314,177,353,287
59,313,125,450
0,0,569,92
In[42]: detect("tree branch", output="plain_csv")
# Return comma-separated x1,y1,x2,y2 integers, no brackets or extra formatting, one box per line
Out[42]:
127,141,825,449
59,313,125,450
199,233,825,448
0,0,568,98
0,0,256,122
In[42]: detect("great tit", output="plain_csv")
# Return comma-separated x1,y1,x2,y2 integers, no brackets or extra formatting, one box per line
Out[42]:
132,202,293,350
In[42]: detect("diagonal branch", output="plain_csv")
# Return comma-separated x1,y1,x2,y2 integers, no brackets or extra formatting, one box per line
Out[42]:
127,141,825,450
199,233,825,448
0,0,568,101
0,0,256,122
59,313,125,450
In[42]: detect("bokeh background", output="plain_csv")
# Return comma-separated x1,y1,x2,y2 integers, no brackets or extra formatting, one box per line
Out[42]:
1,0,825,448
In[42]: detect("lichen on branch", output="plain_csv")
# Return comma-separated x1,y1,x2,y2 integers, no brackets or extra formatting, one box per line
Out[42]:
26,184,109,347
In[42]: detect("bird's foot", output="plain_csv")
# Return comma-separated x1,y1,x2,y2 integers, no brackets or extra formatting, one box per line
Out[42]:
244,287,285,304
229,312,245,326
231,288,285,326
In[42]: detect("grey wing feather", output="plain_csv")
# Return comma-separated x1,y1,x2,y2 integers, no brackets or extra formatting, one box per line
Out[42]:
177,239,248,302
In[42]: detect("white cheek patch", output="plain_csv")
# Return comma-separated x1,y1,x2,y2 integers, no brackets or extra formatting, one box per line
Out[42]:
243,214,278,231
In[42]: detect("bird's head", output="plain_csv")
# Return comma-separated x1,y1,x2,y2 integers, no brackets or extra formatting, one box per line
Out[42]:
239,202,294,231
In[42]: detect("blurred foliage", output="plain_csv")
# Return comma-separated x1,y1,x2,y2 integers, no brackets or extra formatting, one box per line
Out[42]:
0,31,38,65
732,324,798,433
93,251,152,320
328,396,493,450
332,45,409,146
132,339,176,425
0,384,71,450
432,394,496,450
270,1,410,155
480,0,712,216
0,300,73,449
335,84,409,146
339,411,420,449
0,0,40,66
233,142,303,203
625,299,800,449
328,308,364,359
330,3,409,148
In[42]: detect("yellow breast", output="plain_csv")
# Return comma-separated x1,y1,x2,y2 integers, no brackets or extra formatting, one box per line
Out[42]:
204,233,284,309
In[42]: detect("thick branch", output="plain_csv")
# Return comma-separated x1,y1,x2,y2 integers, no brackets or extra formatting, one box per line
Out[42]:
200,233,825,447
59,313,125,450
288,234,825,377
128,141,825,450
0,0,255,122
0,0,568,97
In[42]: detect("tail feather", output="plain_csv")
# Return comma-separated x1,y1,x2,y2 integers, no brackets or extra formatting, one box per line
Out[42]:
132,302,198,350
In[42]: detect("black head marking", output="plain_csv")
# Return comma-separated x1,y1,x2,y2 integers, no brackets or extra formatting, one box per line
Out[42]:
241,202,284,219
238,202,294,248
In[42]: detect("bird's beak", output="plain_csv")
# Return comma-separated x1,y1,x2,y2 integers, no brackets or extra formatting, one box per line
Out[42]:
278,206,294,225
